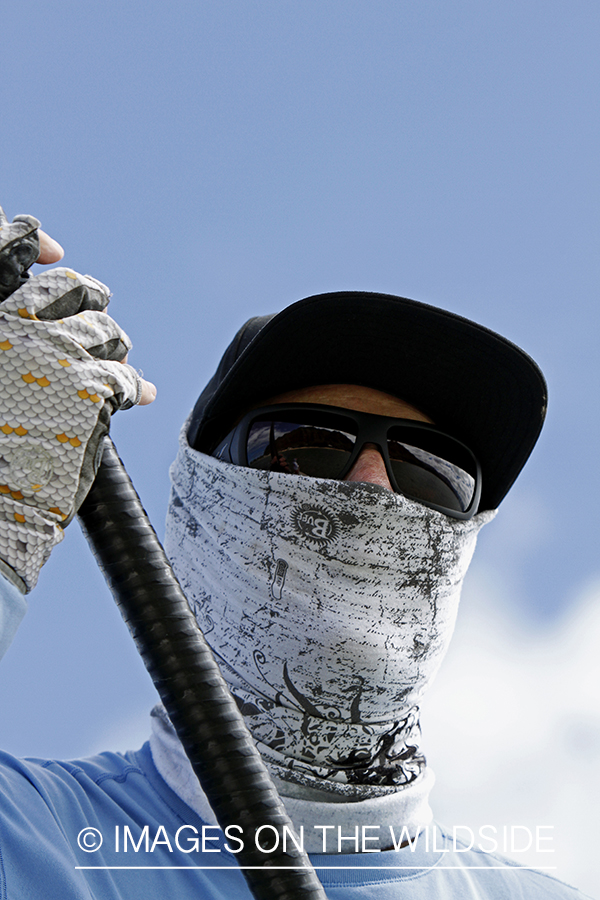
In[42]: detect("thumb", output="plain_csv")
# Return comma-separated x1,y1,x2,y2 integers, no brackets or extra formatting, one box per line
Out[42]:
37,230,64,264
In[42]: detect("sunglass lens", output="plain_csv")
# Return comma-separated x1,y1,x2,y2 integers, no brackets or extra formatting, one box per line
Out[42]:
247,416,357,478
244,413,477,515
387,437,475,513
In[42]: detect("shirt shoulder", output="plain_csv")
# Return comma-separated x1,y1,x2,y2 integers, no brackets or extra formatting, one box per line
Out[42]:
315,825,593,900
434,826,593,900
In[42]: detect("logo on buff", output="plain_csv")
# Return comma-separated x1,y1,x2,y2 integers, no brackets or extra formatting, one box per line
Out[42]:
270,558,288,600
291,503,339,545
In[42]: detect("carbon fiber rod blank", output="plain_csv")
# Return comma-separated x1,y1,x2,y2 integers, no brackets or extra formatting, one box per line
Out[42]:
78,438,328,900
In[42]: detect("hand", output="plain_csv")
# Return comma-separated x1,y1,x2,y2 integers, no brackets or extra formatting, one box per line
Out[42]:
0,209,155,590
36,227,156,405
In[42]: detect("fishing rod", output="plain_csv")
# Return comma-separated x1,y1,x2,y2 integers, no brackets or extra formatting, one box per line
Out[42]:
78,440,327,900
0,211,327,900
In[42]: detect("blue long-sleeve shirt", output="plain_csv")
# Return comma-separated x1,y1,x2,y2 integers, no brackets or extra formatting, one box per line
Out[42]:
0,574,592,899
0,740,591,900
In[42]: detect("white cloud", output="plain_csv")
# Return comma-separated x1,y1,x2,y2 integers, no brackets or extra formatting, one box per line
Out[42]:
421,565,600,898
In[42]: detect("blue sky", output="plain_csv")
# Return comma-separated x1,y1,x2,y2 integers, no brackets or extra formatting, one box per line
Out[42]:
1,1,599,893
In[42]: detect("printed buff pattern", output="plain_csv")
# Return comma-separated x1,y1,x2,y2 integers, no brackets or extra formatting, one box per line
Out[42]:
165,427,494,801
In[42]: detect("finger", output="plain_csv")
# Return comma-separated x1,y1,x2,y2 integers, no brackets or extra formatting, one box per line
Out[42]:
119,355,156,405
138,379,157,405
37,230,64,264
1,270,110,321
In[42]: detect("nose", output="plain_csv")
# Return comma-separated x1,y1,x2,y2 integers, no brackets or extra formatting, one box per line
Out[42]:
343,443,393,492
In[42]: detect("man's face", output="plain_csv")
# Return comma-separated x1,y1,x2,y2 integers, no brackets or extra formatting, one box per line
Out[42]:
260,383,432,493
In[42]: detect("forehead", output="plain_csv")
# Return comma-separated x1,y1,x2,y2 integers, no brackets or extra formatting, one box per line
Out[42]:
258,383,433,423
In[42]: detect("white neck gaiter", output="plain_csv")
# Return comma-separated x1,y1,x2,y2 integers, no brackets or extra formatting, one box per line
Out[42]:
164,426,494,807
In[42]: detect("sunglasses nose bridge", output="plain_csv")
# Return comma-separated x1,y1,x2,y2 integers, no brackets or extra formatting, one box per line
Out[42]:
359,418,392,461
353,416,416,492
344,438,383,463
338,415,390,474
341,420,396,489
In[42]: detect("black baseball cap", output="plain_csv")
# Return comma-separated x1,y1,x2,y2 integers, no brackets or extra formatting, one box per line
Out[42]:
188,291,547,511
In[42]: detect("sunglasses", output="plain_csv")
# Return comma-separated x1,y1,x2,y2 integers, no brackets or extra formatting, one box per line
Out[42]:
211,403,481,519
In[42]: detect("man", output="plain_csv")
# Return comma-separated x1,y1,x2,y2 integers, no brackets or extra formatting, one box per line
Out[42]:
0,210,591,898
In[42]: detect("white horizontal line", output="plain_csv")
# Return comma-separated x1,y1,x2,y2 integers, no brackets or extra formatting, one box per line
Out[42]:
75,865,558,871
